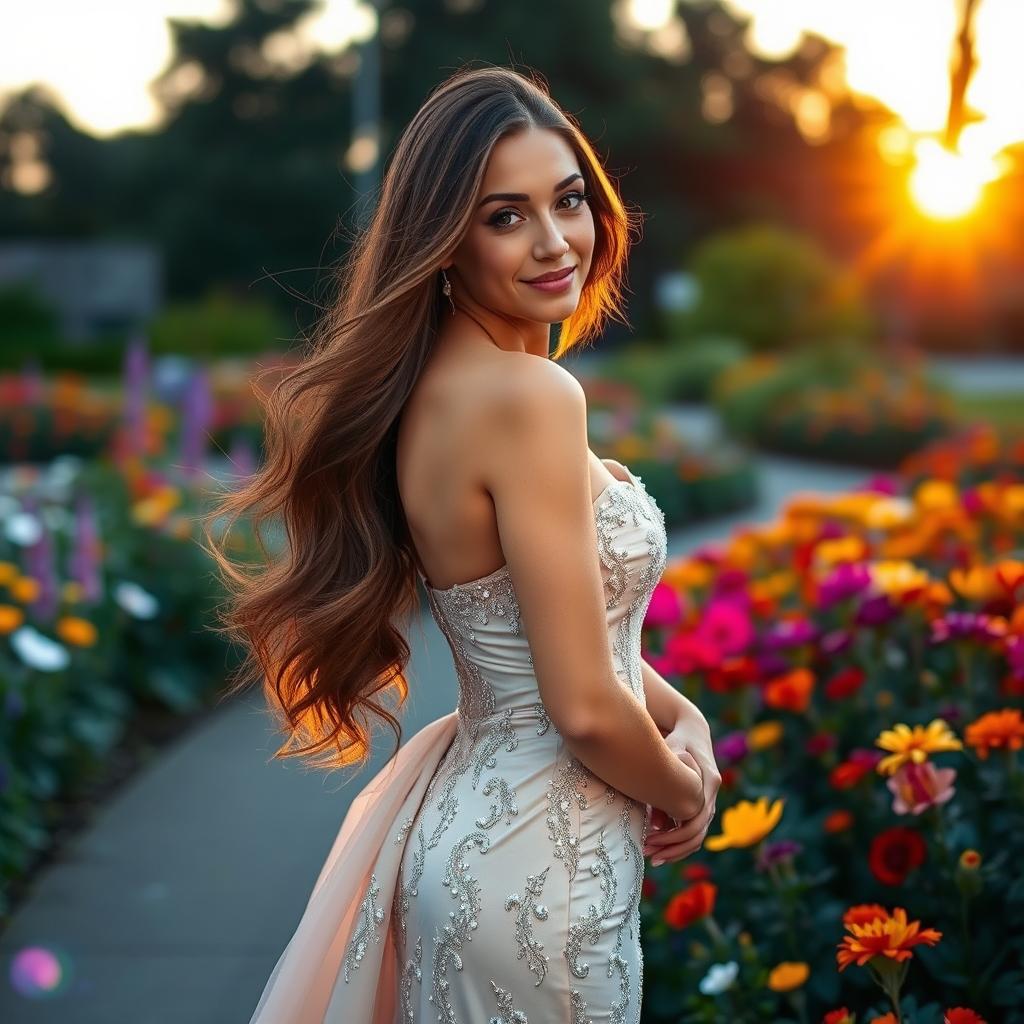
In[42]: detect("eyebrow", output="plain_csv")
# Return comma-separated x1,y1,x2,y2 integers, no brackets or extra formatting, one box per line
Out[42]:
477,172,584,209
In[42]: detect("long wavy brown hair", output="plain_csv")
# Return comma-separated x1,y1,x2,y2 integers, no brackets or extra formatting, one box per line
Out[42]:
202,63,641,773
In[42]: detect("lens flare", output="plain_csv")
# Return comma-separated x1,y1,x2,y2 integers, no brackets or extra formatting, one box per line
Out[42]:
9,945,72,999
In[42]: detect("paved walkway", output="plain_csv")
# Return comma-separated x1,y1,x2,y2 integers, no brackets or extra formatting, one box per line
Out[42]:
0,404,874,1023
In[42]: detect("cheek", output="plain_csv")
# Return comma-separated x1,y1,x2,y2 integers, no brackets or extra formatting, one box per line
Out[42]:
469,235,525,288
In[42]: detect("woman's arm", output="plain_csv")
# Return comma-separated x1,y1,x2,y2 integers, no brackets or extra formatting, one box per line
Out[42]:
485,361,705,823
640,655,704,733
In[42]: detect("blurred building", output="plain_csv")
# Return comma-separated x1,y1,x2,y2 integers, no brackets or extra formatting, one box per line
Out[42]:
0,240,161,341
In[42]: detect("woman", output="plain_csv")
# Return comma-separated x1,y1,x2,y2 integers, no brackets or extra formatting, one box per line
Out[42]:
207,65,720,1024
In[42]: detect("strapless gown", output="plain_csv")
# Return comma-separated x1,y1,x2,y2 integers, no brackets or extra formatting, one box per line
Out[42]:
247,463,668,1024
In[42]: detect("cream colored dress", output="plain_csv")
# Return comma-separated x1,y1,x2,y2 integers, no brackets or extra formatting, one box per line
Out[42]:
247,463,668,1024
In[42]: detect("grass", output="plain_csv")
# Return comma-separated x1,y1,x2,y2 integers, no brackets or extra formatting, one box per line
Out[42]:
951,391,1024,431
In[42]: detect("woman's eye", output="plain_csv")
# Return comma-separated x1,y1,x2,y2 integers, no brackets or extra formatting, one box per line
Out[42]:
488,190,589,229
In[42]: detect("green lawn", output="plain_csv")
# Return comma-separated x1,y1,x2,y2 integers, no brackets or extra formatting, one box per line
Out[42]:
951,391,1024,431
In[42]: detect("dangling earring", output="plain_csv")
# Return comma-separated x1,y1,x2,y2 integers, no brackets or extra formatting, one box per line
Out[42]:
440,269,456,315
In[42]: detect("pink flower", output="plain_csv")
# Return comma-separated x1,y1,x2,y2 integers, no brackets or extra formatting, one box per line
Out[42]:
887,761,957,816
666,630,721,674
644,582,685,628
696,599,753,656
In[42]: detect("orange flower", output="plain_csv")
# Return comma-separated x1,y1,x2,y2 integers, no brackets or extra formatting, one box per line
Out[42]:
747,720,784,750
823,809,854,834
766,961,809,991
836,905,942,972
56,616,98,647
9,575,40,603
763,668,815,713
964,708,1024,760
663,881,717,930
0,603,25,634
948,565,998,602
869,1015,898,1024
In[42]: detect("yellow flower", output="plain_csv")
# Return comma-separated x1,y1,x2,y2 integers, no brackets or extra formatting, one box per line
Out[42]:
747,720,784,750
767,961,809,992
914,479,958,512
1002,484,1024,520
749,571,795,603
705,796,784,851
874,718,963,777
61,581,86,604
9,576,40,603
56,616,98,647
0,561,18,586
864,496,915,530
948,564,998,602
0,604,25,634
814,537,866,568
869,560,931,598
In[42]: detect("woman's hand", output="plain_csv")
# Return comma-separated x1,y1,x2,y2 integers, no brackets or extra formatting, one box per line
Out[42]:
644,717,721,866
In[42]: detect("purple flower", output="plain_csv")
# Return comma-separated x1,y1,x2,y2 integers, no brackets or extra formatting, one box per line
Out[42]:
930,611,991,644
180,364,213,481
755,651,791,677
755,838,803,873
937,702,963,723
1006,635,1024,680
714,731,749,764
761,617,817,650
122,332,150,458
820,628,854,656
858,474,899,496
818,562,872,609
69,492,104,604
22,496,58,622
855,593,900,626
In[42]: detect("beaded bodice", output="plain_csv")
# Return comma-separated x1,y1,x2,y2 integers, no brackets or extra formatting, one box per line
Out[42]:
418,469,668,728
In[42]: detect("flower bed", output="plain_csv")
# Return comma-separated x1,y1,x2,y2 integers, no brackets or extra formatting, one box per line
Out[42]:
712,346,957,468
638,428,1024,1022
0,457,240,920
582,377,759,525
0,372,123,464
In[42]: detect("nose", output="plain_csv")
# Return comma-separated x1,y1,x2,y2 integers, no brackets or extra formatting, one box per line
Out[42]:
533,216,571,260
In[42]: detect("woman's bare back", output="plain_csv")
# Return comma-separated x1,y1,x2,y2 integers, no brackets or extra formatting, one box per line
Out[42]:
396,334,626,592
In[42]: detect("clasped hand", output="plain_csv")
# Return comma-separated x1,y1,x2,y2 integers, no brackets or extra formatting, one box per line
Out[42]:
643,716,721,866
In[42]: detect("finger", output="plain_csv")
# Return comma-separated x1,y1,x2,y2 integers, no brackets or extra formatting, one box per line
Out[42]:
645,804,715,851
648,829,710,865
644,819,704,851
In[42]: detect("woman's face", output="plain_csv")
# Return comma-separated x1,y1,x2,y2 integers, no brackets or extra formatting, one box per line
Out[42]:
448,126,596,325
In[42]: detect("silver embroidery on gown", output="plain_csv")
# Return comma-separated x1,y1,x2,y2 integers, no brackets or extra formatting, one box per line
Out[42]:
366,467,667,1024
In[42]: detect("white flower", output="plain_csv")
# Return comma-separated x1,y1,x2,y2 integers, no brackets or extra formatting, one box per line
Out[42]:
4,511,43,547
699,961,739,996
10,626,71,672
113,580,160,620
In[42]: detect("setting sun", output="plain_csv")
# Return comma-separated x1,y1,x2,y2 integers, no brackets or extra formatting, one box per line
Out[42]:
909,138,1001,219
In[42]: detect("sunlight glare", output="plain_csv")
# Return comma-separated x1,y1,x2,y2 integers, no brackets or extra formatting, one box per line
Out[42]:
908,138,999,220
629,0,675,32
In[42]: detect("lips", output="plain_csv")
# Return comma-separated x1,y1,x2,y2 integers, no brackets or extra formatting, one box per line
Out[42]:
523,265,575,283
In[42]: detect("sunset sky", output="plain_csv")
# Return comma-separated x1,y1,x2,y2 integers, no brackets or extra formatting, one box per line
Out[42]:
0,0,1021,163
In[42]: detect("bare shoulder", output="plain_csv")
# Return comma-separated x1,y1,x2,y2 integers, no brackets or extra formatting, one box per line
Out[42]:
480,352,586,433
